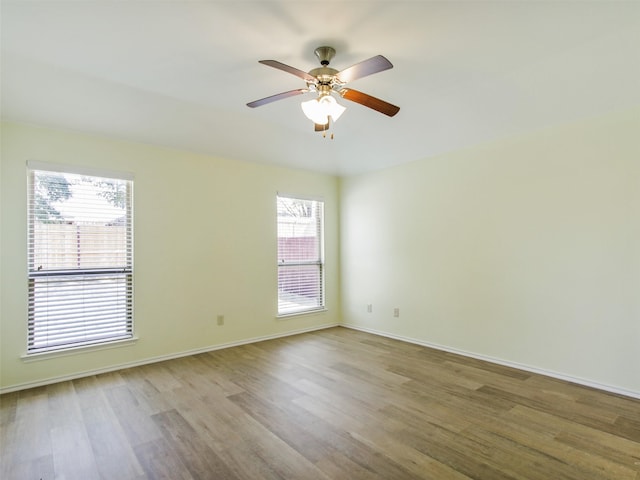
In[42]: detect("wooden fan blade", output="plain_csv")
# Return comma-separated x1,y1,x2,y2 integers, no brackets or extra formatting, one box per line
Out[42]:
335,55,393,84
339,88,400,117
247,89,308,108
314,122,329,132
259,60,317,83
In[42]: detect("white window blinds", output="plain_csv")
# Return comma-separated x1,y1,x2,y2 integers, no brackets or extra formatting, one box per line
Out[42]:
27,165,133,353
277,195,324,315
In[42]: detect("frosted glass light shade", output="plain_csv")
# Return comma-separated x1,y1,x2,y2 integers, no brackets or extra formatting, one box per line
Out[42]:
301,95,346,124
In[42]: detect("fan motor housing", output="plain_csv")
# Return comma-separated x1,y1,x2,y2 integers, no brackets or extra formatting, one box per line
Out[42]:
308,66,339,85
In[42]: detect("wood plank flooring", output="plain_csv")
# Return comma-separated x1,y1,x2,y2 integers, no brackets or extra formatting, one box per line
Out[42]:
1,327,639,479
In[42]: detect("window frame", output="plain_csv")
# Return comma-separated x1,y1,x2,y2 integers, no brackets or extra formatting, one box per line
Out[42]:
26,161,134,355
276,193,325,317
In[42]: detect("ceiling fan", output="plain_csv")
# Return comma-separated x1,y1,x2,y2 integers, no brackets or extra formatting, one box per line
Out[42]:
247,46,400,132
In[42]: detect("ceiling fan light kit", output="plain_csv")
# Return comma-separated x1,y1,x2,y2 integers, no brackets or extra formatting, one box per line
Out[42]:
301,94,345,124
247,46,400,133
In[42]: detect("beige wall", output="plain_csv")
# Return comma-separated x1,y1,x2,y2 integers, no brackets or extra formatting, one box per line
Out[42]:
340,108,640,396
0,122,340,391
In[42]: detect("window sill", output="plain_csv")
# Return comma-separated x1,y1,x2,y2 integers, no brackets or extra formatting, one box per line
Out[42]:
277,308,328,320
21,337,139,362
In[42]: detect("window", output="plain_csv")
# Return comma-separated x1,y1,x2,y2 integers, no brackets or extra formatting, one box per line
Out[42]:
27,162,133,354
277,195,324,315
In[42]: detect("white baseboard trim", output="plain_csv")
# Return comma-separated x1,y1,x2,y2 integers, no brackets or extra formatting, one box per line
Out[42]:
0,323,339,394
342,323,640,400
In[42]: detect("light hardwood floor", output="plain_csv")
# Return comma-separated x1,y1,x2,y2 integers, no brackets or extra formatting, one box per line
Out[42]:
1,327,639,479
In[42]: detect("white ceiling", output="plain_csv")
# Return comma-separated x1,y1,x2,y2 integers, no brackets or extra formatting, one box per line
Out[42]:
2,1,639,176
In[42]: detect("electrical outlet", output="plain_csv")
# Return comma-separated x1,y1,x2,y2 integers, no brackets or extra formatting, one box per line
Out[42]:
216,314,224,326
393,308,400,318
367,304,373,313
